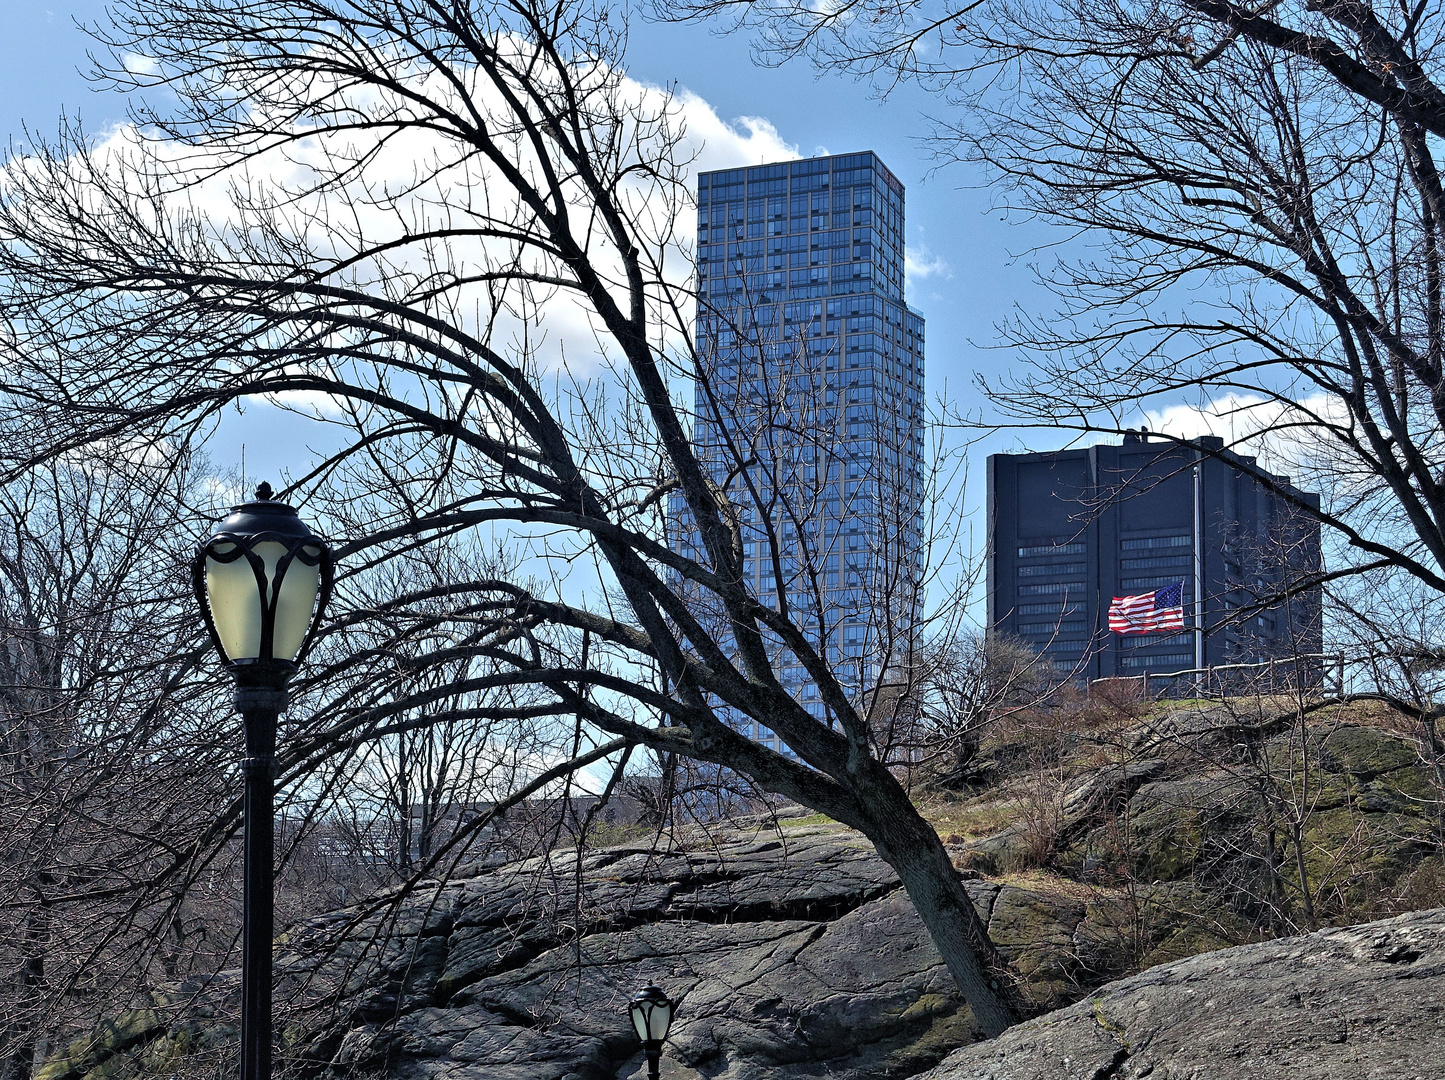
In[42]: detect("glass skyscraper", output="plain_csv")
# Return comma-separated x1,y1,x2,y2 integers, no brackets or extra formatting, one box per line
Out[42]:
670,152,925,749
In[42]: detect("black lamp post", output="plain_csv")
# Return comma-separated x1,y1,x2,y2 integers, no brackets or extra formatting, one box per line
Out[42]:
193,482,332,1080
628,982,676,1080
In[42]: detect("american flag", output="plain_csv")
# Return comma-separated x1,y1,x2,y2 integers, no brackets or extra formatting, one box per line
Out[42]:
1108,580,1185,634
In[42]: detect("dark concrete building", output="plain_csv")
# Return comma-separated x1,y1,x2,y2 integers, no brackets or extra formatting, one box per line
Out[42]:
987,434,1323,679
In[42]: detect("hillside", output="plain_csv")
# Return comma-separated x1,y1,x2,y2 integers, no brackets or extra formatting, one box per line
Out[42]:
37,693,1445,1079
921,692,1441,958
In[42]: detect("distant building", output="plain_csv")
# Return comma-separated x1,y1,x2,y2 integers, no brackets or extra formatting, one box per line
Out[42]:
669,152,925,747
987,434,1323,680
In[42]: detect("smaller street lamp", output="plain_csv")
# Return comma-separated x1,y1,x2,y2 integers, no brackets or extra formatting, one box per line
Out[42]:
194,482,333,1080
629,982,676,1080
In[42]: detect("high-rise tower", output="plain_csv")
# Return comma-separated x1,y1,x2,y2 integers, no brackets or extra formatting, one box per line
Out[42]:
670,152,925,750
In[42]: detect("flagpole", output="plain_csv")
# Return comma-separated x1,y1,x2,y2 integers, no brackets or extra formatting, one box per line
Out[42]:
1193,457,1204,671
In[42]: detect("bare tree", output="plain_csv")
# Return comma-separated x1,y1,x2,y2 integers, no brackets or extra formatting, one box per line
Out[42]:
911,631,1060,789
0,0,1018,1035
670,0,1445,610
0,370,652,1080
0,453,225,1080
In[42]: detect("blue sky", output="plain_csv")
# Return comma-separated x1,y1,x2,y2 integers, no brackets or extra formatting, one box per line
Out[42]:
3,2,1072,569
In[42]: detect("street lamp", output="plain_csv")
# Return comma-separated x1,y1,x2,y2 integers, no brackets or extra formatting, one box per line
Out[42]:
193,482,333,1080
629,982,676,1080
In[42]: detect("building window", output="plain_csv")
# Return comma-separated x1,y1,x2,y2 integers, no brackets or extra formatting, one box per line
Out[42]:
1119,654,1193,669
1018,582,1081,596
1121,555,1191,570
1045,642,1085,656
1018,562,1086,577
1120,535,1190,551
1120,633,1193,649
1121,576,1190,591
1017,602,1083,616
1017,542,1086,558
1018,621,1088,636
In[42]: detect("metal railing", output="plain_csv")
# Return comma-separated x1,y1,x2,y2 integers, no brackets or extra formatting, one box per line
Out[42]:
1092,653,1346,700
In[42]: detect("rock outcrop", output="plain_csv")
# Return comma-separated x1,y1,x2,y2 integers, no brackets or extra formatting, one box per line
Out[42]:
284,819,936,1079
950,718,1441,929
37,712,1445,1080
277,716,1438,1079
919,905,1445,1080
34,806,1445,1080
279,815,1161,1079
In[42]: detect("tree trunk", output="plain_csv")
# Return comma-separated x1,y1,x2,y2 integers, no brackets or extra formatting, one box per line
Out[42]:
1291,822,1317,929
850,768,1019,1037
1263,824,1284,931
0,909,46,1080
1420,716,1445,844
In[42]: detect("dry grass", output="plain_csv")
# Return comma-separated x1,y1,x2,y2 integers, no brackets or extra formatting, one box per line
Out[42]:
781,811,844,830
989,866,1103,901
919,797,1019,843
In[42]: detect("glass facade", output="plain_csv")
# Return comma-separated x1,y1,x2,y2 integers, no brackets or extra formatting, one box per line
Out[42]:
671,153,925,750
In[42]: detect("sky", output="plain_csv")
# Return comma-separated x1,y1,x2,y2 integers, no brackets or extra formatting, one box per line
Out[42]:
0,1,1089,577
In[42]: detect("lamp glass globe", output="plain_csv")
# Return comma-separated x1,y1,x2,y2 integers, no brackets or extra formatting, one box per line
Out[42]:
267,541,323,661
204,542,264,661
203,540,323,662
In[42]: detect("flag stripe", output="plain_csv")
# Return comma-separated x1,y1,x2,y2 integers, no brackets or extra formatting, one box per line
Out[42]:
1108,580,1186,635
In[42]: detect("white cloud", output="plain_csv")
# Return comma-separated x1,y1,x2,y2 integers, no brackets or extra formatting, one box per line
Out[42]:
673,98,797,171
59,433,181,480
258,387,352,420
6,37,820,544
121,53,160,76
1139,391,1349,474
25,47,801,394
905,244,952,287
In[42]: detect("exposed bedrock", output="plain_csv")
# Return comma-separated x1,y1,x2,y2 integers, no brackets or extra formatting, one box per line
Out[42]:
920,905,1445,1080
283,819,1087,1079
